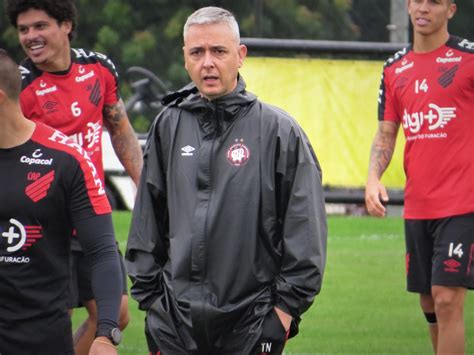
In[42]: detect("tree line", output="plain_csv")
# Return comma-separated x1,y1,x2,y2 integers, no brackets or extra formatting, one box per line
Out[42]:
1,0,472,130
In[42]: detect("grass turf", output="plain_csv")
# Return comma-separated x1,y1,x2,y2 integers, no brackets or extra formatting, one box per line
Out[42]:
72,212,473,354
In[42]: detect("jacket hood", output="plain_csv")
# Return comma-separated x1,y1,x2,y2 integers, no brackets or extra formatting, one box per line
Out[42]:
161,75,257,115
161,76,258,137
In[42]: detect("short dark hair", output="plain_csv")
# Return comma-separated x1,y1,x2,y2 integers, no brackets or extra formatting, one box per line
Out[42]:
5,0,77,41
0,49,22,100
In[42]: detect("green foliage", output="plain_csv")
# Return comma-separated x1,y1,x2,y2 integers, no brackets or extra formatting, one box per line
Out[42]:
122,30,156,67
131,113,154,134
164,7,191,40
254,0,357,39
0,0,362,88
96,26,120,51
102,0,133,32
1,0,473,132
1,26,18,48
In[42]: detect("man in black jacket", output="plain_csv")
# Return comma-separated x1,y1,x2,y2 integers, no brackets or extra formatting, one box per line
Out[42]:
126,6,327,355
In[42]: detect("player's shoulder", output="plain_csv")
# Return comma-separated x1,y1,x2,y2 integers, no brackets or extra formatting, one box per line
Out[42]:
31,123,107,201
446,35,474,55
261,100,292,121
31,123,91,164
19,57,43,87
259,100,303,131
383,44,412,69
71,48,118,77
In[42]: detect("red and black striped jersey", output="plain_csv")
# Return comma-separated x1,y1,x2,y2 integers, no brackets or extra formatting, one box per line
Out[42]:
19,48,120,184
0,123,111,348
378,36,474,219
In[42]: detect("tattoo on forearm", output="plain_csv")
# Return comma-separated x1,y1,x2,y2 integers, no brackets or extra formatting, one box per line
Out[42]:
103,100,144,186
368,122,399,178
110,128,143,184
103,102,125,127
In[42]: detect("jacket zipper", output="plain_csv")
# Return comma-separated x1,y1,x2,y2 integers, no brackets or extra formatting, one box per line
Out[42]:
200,106,217,347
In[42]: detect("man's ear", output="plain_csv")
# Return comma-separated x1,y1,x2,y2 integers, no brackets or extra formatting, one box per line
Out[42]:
183,46,189,71
448,3,457,20
60,20,73,36
238,44,247,68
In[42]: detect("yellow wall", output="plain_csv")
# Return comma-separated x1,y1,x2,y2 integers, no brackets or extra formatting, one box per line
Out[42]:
240,57,405,188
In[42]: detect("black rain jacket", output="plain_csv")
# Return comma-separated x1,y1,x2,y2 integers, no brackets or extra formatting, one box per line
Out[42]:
126,77,327,352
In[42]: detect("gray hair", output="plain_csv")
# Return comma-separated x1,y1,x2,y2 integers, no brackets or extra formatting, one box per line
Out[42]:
183,6,240,42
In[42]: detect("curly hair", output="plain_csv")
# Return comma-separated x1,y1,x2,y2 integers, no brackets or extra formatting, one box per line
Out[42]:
5,0,77,41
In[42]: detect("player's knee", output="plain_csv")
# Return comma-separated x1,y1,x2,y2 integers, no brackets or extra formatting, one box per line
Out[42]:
434,295,458,311
432,288,463,317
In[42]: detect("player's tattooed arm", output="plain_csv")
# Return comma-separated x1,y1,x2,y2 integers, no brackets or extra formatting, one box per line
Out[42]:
368,120,400,179
103,99,143,186
365,120,399,216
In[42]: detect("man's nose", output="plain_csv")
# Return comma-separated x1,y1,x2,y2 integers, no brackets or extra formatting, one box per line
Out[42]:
202,51,215,68
418,0,430,12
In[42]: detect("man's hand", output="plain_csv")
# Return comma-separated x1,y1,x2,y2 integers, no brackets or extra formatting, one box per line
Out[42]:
365,120,399,217
274,306,292,332
89,337,118,355
365,178,389,217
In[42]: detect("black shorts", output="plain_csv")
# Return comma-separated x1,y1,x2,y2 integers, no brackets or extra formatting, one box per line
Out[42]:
68,246,128,308
405,212,474,294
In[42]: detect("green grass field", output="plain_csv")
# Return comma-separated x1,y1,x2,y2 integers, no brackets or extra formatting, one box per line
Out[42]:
73,212,473,354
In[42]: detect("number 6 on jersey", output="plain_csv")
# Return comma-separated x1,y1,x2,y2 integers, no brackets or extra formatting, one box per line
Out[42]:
71,102,82,117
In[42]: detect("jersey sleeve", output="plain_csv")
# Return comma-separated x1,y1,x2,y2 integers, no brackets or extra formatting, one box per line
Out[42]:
377,66,399,122
75,214,121,332
95,52,120,105
68,154,111,221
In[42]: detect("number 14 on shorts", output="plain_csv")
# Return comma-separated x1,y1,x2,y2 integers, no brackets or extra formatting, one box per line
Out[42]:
448,243,463,258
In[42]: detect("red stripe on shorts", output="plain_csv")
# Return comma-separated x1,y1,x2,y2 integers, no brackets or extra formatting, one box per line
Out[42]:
467,244,474,276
